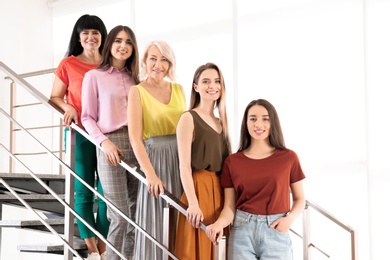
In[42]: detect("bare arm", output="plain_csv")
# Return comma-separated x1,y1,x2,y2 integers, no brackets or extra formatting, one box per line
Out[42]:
270,180,305,232
206,187,236,245
177,112,204,228
50,76,78,128
127,87,165,198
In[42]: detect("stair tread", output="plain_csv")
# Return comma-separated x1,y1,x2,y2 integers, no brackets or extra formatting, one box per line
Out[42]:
17,240,87,251
0,194,64,200
0,172,65,180
0,218,77,227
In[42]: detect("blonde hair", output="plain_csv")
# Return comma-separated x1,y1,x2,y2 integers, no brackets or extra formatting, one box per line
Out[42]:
140,40,177,81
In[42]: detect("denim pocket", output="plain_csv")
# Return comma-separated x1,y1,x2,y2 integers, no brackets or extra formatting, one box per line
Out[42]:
232,214,247,229
263,226,293,256
271,226,289,235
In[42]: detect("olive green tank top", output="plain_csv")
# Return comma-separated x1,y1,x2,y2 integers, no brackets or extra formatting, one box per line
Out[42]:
189,110,229,173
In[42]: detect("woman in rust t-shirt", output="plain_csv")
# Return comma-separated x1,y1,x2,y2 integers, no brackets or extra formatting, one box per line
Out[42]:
206,99,305,260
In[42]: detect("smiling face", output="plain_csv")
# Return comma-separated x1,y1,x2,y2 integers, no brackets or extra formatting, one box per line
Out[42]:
145,45,170,80
247,105,271,142
110,30,133,69
79,29,102,52
193,68,221,102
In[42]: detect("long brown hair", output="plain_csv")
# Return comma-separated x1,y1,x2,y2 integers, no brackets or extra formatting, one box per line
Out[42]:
191,62,231,153
238,99,285,152
98,25,140,84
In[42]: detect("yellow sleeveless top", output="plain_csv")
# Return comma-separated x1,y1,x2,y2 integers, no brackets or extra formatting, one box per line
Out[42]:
134,82,185,140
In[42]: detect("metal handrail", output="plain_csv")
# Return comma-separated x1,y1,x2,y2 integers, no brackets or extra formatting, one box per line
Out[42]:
0,110,178,259
4,68,56,80
0,61,223,259
3,64,63,175
303,200,357,260
289,227,330,258
0,113,127,259
13,125,62,131
0,61,357,260
306,200,355,233
1,62,53,114
0,177,83,259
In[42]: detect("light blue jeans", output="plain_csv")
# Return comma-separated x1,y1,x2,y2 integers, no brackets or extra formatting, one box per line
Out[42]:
228,209,293,260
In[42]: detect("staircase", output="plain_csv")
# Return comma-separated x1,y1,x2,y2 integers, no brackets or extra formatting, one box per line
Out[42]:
0,61,358,260
0,172,87,257
0,173,65,214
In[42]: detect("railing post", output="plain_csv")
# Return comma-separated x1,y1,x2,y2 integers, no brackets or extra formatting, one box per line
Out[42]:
214,236,226,260
302,203,311,260
163,205,174,260
0,202,2,257
351,229,357,260
64,128,75,260
59,120,64,175
9,81,16,174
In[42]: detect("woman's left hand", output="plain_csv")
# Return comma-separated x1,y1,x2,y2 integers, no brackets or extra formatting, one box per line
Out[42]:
270,215,293,233
101,139,123,166
146,174,166,198
186,205,204,228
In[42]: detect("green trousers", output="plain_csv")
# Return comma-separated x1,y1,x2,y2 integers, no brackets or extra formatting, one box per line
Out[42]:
65,129,110,239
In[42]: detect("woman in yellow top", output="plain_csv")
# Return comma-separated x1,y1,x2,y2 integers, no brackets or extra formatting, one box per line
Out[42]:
127,40,186,260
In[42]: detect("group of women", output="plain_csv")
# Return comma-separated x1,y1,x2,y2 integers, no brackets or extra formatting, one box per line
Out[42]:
50,14,305,260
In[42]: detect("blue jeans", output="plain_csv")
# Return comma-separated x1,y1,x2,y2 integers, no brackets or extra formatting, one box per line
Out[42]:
228,209,293,260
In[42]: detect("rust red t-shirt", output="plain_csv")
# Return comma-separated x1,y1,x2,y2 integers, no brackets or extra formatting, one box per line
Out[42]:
221,149,305,215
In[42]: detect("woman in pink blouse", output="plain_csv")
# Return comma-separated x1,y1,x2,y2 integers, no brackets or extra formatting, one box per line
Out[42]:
81,25,140,260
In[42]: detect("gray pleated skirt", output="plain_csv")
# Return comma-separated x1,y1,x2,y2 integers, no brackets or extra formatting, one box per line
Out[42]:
134,135,183,260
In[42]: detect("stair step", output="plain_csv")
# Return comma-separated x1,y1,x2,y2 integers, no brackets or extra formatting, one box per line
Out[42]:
17,237,87,256
0,193,64,201
0,172,65,194
0,172,65,180
0,194,65,214
0,218,69,227
0,218,80,236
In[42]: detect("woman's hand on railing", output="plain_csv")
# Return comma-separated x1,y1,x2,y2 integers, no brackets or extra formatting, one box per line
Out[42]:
63,105,78,128
206,223,224,245
101,139,123,166
186,205,204,228
146,174,166,198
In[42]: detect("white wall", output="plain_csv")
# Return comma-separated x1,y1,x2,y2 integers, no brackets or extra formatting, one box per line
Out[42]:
0,0,53,172
364,1,390,259
0,0,389,259
0,1,60,258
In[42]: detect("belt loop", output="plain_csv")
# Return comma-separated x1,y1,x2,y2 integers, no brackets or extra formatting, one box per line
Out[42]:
267,215,272,226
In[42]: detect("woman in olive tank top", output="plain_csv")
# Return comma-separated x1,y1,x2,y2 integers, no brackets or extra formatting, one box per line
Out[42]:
174,63,231,260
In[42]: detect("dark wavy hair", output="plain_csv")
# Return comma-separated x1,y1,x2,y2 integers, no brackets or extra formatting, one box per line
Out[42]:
97,25,140,85
238,99,285,152
65,14,107,57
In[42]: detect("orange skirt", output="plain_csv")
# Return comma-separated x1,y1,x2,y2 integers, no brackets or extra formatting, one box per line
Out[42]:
174,170,229,260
